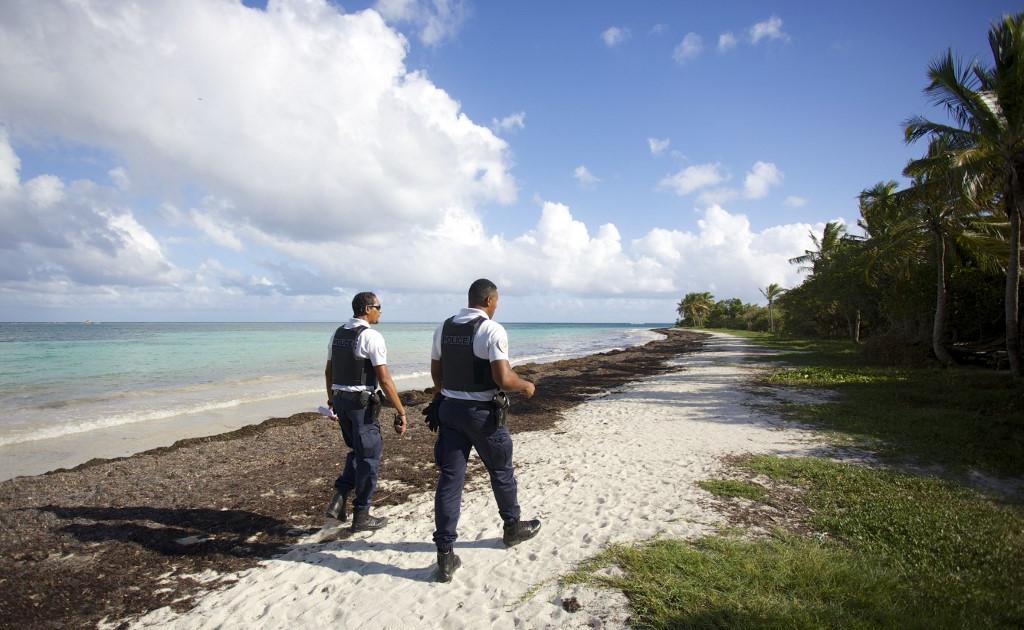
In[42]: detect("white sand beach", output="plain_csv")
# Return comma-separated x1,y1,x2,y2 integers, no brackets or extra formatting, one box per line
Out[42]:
127,333,824,630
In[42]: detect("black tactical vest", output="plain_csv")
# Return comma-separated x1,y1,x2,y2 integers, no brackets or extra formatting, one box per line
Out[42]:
330,325,378,388
440,317,498,392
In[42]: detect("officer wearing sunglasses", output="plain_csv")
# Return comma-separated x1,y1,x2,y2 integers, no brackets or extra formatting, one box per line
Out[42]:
323,292,407,531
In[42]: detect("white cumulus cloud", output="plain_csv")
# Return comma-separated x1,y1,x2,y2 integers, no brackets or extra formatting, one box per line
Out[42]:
659,163,726,196
0,4,827,321
601,26,630,47
261,199,819,304
0,131,20,192
632,205,820,301
573,165,601,186
374,0,467,46
673,33,703,64
718,32,737,52
0,129,826,317
492,111,526,133
190,209,244,252
744,161,783,199
0,134,184,288
107,167,131,191
750,16,789,44
647,137,671,155
0,0,515,245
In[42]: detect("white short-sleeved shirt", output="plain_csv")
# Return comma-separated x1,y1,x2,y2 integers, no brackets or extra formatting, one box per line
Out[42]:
328,318,387,392
431,307,509,401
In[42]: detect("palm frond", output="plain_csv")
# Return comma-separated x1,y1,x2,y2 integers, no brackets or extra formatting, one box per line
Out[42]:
903,116,975,146
988,13,1024,136
924,50,1001,134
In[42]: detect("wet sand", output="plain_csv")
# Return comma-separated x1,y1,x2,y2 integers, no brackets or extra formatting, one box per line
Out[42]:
0,328,704,630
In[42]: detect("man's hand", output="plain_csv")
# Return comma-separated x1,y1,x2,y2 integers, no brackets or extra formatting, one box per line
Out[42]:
522,381,536,399
393,412,407,436
422,394,443,432
492,360,535,399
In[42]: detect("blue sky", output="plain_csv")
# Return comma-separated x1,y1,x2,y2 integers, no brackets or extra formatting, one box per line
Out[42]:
0,0,1015,322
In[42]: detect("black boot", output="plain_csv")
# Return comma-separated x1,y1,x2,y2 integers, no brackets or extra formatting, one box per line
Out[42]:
325,491,349,521
436,549,461,583
502,518,542,547
350,508,388,531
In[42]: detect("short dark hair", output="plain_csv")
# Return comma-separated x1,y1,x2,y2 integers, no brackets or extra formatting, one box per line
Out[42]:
468,278,497,307
352,292,378,317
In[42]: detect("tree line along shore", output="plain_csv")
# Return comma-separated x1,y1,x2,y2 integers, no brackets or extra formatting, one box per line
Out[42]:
678,12,1024,377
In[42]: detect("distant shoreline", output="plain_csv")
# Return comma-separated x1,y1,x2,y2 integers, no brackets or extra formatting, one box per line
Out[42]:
0,323,666,480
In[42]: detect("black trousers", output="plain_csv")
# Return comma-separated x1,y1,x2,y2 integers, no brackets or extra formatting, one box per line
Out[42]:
332,391,382,511
433,398,520,550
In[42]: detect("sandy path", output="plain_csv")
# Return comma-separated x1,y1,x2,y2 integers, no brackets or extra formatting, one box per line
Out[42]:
129,333,822,629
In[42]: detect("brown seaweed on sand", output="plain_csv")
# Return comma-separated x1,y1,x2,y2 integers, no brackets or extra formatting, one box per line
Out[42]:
0,329,703,630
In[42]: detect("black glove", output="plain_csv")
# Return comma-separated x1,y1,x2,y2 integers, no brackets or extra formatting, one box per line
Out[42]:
422,393,444,432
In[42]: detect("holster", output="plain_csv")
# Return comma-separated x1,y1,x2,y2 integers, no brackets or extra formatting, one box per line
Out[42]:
493,391,510,427
356,390,372,408
367,390,383,422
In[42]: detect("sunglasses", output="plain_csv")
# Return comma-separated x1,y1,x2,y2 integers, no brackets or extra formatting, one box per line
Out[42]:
368,304,382,311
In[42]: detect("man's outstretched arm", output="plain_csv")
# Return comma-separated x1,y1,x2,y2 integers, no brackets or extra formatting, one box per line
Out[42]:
490,360,535,398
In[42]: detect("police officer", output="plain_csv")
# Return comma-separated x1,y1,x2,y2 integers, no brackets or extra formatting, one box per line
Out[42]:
324,291,407,531
429,278,541,582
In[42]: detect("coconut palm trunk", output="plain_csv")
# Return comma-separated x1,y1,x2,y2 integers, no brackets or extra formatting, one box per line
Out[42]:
932,232,955,366
1006,184,1022,376
845,309,861,344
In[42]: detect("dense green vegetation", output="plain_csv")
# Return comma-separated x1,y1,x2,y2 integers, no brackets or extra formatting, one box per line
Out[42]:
677,12,1024,376
722,328,1024,476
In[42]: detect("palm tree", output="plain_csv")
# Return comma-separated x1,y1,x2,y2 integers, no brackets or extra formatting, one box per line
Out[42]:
904,12,1024,376
858,181,903,242
789,221,847,274
898,141,1005,366
759,283,786,333
678,292,714,328
789,222,868,342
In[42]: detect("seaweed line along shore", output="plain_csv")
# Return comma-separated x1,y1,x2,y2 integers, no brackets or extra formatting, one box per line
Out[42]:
0,328,705,630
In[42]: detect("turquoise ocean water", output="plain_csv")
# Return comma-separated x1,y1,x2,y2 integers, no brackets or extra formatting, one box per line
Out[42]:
0,322,666,450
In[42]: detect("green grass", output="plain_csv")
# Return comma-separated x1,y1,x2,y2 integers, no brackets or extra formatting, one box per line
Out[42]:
766,365,898,387
697,479,767,501
730,331,1024,477
568,457,1024,629
569,534,927,629
745,456,1024,620
710,328,863,365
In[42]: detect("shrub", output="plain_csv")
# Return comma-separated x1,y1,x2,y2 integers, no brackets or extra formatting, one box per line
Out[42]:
860,333,935,367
